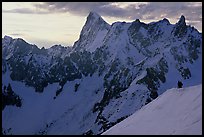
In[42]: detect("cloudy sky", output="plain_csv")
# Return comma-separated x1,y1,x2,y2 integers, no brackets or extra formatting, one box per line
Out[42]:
2,2,202,48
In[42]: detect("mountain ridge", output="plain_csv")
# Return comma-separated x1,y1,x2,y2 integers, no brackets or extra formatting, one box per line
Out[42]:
102,84,202,135
2,12,202,135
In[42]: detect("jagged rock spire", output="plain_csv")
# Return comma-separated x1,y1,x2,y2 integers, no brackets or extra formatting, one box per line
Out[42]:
162,18,170,25
173,15,187,37
82,11,110,33
86,11,106,25
177,15,186,26
2,35,13,46
73,11,110,51
88,11,101,20
135,19,140,23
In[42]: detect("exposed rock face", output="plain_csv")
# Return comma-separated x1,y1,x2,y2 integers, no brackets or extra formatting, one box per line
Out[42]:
2,13,202,135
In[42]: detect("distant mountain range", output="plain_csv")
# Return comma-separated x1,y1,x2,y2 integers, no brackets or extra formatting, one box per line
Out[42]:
2,12,202,135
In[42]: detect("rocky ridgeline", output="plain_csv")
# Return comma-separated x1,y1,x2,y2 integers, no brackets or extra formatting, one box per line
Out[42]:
2,12,202,134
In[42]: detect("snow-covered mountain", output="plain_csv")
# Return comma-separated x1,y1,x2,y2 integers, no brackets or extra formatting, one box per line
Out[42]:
102,84,202,135
2,12,202,135
72,11,110,52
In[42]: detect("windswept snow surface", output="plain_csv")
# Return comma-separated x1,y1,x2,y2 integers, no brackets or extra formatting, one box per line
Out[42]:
102,84,202,135
2,70,104,135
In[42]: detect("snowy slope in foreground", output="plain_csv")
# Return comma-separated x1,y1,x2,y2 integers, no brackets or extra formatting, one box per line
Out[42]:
102,84,202,135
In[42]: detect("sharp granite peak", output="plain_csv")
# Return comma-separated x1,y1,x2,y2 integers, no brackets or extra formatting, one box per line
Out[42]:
87,11,104,21
177,15,186,25
2,11,202,135
72,12,110,52
85,11,110,27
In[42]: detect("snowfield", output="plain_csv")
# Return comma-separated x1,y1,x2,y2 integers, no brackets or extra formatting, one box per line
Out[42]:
2,12,202,135
102,84,202,135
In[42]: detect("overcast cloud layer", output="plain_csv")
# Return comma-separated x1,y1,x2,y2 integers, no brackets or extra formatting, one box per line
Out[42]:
34,2,201,20
3,2,202,31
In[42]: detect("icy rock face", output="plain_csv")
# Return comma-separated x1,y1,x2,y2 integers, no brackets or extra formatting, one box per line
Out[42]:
73,12,111,52
2,13,202,135
173,15,187,38
2,35,13,46
2,38,74,92
2,83,22,111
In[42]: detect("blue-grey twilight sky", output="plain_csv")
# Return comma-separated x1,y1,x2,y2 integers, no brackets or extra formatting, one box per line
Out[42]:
2,2,202,48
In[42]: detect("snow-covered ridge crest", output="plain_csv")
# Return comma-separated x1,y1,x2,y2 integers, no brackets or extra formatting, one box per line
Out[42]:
2,12,202,135
102,84,202,135
3,35,13,44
